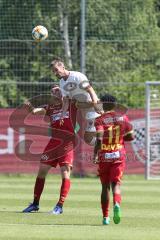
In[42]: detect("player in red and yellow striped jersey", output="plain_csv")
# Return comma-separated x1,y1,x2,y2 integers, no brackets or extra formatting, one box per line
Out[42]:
93,93,134,225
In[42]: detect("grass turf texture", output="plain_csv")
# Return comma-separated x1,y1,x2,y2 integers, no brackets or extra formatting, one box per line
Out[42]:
0,174,160,240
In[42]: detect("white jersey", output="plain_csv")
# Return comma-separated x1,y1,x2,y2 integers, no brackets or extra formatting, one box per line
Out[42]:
59,71,91,102
60,71,100,125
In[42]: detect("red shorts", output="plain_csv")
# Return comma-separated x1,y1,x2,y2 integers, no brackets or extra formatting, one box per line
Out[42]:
40,138,74,168
98,162,125,184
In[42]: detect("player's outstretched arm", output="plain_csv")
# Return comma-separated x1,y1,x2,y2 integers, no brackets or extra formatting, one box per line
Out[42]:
93,139,101,163
85,85,99,104
32,108,46,115
24,101,46,115
93,131,103,163
61,97,69,118
85,85,103,114
123,131,134,141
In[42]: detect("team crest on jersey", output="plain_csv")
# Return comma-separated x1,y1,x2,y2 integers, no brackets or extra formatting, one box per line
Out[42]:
63,82,77,91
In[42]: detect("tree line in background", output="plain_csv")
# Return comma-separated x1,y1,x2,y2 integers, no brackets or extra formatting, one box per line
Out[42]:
0,0,160,107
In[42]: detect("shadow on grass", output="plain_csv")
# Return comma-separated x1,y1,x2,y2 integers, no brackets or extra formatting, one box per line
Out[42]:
0,211,102,227
0,222,102,227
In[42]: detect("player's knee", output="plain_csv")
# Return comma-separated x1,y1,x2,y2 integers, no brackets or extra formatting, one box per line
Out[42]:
37,170,48,178
37,164,50,178
111,181,121,193
61,165,71,178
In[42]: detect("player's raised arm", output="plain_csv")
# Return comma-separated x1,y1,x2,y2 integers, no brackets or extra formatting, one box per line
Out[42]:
61,96,69,119
84,84,103,114
123,130,134,141
85,85,99,104
93,131,103,163
24,101,46,115
32,107,46,115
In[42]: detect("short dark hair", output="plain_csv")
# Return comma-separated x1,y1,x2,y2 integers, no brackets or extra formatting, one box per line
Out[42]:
51,83,59,94
51,83,59,88
50,57,64,68
100,93,117,111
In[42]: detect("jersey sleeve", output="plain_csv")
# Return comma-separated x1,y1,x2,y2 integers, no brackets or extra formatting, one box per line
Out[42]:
78,73,91,90
123,115,133,136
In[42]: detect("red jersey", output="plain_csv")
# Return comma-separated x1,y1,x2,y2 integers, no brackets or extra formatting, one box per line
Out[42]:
95,111,133,163
45,101,77,136
40,102,77,165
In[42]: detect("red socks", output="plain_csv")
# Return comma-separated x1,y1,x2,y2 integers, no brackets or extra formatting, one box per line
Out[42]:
101,201,110,218
113,193,121,205
33,177,45,205
33,177,71,206
58,178,71,206
101,193,121,217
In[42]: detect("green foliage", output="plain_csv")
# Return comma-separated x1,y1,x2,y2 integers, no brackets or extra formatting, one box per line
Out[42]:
0,59,19,107
85,0,160,106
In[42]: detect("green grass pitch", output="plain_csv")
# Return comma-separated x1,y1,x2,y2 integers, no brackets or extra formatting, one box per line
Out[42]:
0,174,160,240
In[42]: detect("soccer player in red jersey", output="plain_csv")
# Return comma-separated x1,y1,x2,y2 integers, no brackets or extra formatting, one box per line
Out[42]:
93,93,134,225
23,85,77,215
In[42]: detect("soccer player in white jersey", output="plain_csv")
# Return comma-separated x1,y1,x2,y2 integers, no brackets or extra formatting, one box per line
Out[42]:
50,58,102,145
